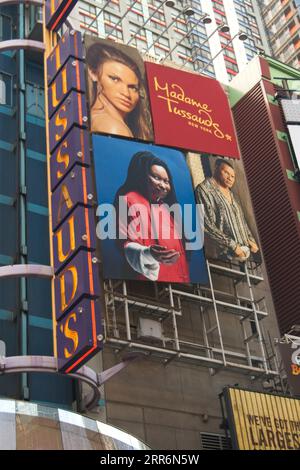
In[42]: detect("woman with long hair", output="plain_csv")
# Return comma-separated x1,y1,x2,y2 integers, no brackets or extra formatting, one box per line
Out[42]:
114,151,190,282
86,42,152,140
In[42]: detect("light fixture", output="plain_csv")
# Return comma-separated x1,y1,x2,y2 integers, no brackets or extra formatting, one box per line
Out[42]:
219,24,230,33
238,32,248,41
165,0,175,6
180,22,229,70
84,0,112,34
203,16,212,24
184,7,195,16
199,31,249,74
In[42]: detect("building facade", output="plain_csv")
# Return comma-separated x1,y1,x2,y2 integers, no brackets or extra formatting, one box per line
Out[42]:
230,54,300,337
0,3,74,407
259,0,300,70
69,0,271,84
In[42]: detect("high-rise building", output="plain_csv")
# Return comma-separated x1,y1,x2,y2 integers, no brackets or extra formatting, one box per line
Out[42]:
69,0,271,83
259,0,300,69
0,3,74,407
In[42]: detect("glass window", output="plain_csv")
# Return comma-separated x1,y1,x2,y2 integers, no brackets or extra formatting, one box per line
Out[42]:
128,10,144,25
16,415,63,450
0,400,16,450
0,73,13,107
0,399,150,450
26,83,45,118
0,14,12,41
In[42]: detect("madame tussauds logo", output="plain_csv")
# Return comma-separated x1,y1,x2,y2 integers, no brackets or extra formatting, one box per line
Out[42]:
153,76,232,141
291,345,300,376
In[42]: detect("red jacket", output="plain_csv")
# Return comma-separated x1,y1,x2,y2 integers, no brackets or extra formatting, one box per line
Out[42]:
119,191,190,283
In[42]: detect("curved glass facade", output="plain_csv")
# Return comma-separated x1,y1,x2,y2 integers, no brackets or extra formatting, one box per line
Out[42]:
0,399,149,450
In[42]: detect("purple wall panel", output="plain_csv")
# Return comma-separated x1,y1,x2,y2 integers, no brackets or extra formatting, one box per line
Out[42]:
51,165,94,230
48,58,86,118
49,91,88,153
53,205,97,274
54,250,101,321
56,298,102,372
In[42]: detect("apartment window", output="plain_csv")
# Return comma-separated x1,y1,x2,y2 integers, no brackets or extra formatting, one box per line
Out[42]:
128,10,144,25
127,0,143,12
148,0,164,9
108,0,120,12
79,3,99,35
197,61,215,77
173,17,188,33
129,25,147,52
26,83,45,118
193,48,212,61
104,11,124,40
214,11,226,22
0,73,12,106
151,33,169,49
78,1,97,15
0,13,12,40
225,59,239,72
223,48,236,60
105,25,123,40
177,44,192,58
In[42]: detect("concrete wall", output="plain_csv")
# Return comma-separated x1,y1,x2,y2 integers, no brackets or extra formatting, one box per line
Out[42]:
98,275,281,450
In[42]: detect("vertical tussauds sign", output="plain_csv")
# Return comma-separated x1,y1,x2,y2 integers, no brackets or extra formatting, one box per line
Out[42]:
44,1,103,373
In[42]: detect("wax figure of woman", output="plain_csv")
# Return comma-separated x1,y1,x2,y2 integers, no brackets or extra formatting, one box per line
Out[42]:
87,43,151,140
114,152,190,282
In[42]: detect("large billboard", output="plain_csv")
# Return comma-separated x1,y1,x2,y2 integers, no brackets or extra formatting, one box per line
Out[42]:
145,62,240,158
84,36,153,141
45,28,103,373
187,154,261,264
224,387,300,450
93,135,208,284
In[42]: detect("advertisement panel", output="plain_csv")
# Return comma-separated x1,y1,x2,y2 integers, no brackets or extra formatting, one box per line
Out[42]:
224,387,300,450
45,27,103,373
84,36,153,141
145,62,240,158
278,342,300,397
281,100,300,170
93,135,208,284
187,154,261,264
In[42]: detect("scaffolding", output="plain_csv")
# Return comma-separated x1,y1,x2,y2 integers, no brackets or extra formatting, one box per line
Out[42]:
102,258,281,384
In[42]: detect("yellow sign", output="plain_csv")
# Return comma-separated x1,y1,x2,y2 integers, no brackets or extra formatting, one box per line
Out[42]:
226,388,300,450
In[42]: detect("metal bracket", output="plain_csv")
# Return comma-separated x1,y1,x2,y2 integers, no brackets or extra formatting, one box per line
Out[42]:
0,353,144,411
0,264,53,279
0,0,44,5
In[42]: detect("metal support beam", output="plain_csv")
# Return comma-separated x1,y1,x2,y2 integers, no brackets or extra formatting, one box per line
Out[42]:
17,1,29,401
0,0,43,5
0,353,143,411
0,40,45,53
0,264,53,279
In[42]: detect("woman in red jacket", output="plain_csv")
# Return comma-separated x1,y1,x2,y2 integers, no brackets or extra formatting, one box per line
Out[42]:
114,151,190,283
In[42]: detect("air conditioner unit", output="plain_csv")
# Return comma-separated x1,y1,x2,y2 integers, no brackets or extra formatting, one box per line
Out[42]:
137,318,163,340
